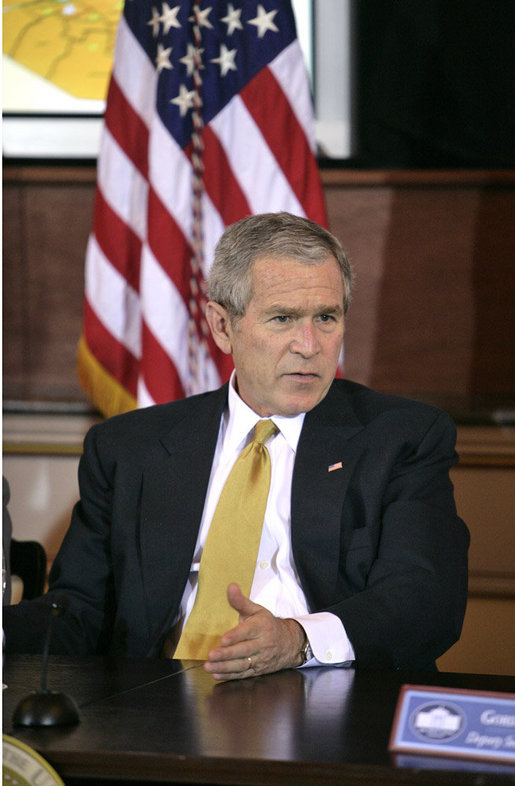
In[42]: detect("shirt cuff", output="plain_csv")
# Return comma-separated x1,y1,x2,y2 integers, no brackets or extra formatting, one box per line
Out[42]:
292,611,355,667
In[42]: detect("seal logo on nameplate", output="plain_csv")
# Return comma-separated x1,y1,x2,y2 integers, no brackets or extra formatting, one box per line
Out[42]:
411,701,466,742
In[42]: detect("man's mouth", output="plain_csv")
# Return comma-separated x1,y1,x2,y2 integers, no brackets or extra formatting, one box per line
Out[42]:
286,371,319,380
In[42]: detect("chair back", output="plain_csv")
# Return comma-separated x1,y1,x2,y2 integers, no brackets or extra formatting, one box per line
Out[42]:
10,539,47,599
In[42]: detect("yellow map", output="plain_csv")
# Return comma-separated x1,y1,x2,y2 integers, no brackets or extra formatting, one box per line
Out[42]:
3,0,123,100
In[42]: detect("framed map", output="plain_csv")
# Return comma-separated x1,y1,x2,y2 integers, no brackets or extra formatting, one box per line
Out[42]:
2,1,351,160
2,0,123,157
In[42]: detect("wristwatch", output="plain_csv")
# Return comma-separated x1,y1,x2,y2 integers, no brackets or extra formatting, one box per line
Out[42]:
299,635,313,665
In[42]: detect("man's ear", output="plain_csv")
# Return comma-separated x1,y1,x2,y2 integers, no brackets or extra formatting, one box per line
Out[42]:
205,301,233,355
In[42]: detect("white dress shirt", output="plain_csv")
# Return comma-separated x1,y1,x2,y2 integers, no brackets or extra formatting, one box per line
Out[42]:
178,374,355,667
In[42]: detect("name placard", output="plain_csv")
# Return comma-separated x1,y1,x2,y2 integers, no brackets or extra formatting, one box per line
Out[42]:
389,685,515,764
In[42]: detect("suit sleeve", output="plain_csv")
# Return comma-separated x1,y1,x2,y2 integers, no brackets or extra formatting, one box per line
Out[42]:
324,410,469,669
3,424,116,655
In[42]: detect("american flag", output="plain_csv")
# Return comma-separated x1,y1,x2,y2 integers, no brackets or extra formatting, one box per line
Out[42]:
78,1,328,417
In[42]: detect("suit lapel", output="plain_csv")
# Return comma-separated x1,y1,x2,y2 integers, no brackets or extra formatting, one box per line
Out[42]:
139,386,228,642
291,383,365,610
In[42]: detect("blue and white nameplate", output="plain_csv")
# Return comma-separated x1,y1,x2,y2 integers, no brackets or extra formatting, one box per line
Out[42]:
389,685,515,764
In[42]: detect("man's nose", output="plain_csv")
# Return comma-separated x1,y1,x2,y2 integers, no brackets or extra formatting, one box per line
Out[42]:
290,322,320,357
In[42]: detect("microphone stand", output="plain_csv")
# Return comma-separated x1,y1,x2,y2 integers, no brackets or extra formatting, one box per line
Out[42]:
12,602,80,726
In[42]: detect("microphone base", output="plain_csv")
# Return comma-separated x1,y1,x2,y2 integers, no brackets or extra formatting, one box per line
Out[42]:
13,691,80,727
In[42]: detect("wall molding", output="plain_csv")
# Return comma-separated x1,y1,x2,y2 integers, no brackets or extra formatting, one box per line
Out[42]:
3,412,100,455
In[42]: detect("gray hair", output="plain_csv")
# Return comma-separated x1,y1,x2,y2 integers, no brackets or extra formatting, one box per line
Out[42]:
208,212,353,319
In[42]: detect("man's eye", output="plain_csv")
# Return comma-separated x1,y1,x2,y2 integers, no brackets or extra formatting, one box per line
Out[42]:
318,314,333,322
273,315,290,323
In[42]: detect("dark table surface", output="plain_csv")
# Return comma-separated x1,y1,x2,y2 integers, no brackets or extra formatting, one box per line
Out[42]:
3,655,515,785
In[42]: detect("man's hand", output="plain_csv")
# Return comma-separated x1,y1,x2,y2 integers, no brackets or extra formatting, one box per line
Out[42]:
203,583,306,681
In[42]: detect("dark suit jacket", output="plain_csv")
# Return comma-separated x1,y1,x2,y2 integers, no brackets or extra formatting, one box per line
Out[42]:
4,379,469,668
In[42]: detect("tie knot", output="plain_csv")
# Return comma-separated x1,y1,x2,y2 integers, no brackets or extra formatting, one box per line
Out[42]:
253,419,277,446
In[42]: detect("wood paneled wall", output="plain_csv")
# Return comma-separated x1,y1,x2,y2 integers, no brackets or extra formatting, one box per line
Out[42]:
3,166,515,414
323,170,515,410
3,167,95,403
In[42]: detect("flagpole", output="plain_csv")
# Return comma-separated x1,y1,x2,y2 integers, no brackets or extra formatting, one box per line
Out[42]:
187,3,208,397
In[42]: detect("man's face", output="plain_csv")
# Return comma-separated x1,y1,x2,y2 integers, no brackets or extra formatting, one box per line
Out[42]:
209,256,345,417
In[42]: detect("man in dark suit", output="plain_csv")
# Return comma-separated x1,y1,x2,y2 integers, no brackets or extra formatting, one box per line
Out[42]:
4,212,469,679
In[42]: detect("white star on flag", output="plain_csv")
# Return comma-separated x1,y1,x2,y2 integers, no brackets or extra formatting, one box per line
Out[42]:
210,43,237,76
180,43,205,76
147,6,160,37
189,6,213,29
171,84,196,116
221,3,243,35
248,4,279,38
159,3,181,34
155,42,173,73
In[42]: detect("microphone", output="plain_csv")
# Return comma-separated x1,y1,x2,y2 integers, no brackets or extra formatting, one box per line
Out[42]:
12,600,80,726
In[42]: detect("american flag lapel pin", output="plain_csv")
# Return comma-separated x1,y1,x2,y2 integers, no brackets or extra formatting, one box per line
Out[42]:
328,461,343,472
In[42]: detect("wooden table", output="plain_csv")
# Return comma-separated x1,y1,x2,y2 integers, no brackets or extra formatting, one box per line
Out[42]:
3,655,515,785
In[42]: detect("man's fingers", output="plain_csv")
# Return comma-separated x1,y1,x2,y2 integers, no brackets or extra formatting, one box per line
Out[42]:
226,582,260,618
204,597,304,681
204,653,256,681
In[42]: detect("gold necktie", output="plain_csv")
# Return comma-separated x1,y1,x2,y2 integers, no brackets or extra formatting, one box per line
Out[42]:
174,419,278,660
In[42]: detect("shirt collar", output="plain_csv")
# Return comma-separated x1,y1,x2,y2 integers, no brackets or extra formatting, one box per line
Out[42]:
224,371,305,454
